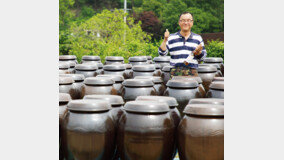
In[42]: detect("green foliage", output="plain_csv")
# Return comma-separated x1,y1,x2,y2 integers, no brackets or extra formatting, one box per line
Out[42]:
59,0,75,30
141,0,167,18
205,40,224,59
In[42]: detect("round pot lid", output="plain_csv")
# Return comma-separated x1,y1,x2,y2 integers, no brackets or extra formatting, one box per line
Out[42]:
135,76,163,83
59,62,70,69
105,56,124,61
122,79,154,87
197,66,217,73
188,98,224,105
59,74,85,82
183,103,224,116
75,64,98,71
60,61,75,67
136,96,178,107
132,65,155,71
153,56,170,62
172,76,202,84
213,77,224,82
82,55,101,61
82,61,103,69
84,77,115,85
209,81,224,90
166,79,198,88
128,56,147,62
124,101,169,113
123,63,132,69
59,77,74,85
67,99,111,112
84,95,124,106
199,63,220,69
154,63,161,69
204,57,223,63
103,64,126,71
146,56,152,60
162,65,174,72
59,93,71,103
59,55,77,60
97,75,124,82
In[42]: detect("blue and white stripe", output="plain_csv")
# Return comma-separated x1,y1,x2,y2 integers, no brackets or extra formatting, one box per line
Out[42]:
158,31,207,69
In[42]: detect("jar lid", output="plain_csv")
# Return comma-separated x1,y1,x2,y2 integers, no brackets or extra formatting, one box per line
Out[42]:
146,56,152,60
154,63,161,69
162,65,174,72
128,56,147,62
59,77,74,85
82,55,101,61
213,77,224,82
82,61,103,69
136,96,178,107
183,104,224,116
209,81,224,90
172,76,203,84
166,79,198,88
67,99,111,112
84,95,124,106
105,56,124,61
132,65,155,71
103,64,126,71
122,79,154,87
59,74,85,82
97,75,124,82
60,61,75,67
123,63,132,69
124,101,169,113
188,98,224,105
84,77,115,85
75,64,98,71
135,76,163,83
59,55,76,60
197,66,217,73
59,62,70,69
199,63,220,69
59,93,71,103
153,56,170,62
204,57,223,63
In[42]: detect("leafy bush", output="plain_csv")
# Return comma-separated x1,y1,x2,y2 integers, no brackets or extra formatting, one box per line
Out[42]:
205,40,224,60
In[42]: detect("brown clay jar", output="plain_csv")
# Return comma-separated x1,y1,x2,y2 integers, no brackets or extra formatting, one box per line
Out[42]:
105,56,124,65
128,56,148,66
197,65,218,92
75,63,98,78
161,65,174,84
97,75,124,96
199,63,222,77
118,101,175,160
102,64,127,79
204,57,224,76
65,100,116,160
122,79,157,102
153,56,170,69
132,64,156,77
59,55,78,64
206,81,224,99
59,62,71,74
178,103,224,160
134,76,166,96
83,77,117,96
59,74,85,99
81,55,101,64
81,61,104,75
59,77,76,99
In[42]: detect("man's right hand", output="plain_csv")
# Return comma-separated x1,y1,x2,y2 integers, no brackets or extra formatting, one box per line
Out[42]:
164,29,170,41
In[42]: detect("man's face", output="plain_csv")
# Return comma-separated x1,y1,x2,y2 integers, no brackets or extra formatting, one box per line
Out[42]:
178,13,194,32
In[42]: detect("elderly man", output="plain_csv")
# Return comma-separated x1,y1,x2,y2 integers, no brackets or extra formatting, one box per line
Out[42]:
158,11,207,77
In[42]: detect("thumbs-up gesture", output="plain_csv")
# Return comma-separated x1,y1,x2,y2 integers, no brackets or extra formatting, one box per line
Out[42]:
164,29,170,41
193,43,203,56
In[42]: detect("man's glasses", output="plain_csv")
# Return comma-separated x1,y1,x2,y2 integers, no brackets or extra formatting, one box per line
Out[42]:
179,19,193,23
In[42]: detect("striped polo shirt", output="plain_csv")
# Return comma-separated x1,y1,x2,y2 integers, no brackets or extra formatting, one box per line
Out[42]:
158,31,207,69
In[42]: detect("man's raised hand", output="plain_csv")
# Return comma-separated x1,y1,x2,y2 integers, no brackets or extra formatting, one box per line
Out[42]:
164,29,170,41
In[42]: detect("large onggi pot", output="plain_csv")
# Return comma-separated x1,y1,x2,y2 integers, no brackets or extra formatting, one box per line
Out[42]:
134,76,166,96
81,55,101,64
203,57,224,75
123,64,133,79
128,56,148,66
164,79,201,117
83,77,117,96
153,56,170,68
132,64,156,77
59,62,71,74
206,81,224,99
81,61,103,75
59,55,78,64
65,100,116,160
197,66,218,92
118,101,175,160
161,65,174,84
75,63,98,78
199,63,222,77
105,56,124,65
97,75,124,96
59,77,76,99
103,64,127,79
178,103,224,160
59,74,85,99
122,79,157,102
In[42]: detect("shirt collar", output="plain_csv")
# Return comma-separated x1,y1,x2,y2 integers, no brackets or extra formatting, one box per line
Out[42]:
178,30,193,39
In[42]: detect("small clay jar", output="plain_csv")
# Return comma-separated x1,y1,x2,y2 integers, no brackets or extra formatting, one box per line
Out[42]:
59,55,78,64
188,98,224,105
105,56,124,65
102,64,127,79
213,77,224,82
59,93,71,160
117,101,175,160
178,103,224,160
75,63,98,78
146,55,153,64
81,61,104,75
197,65,218,92
135,76,166,96
123,64,133,79
81,55,101,64
132,64,156,77
153,56,170,68
59,74,85,99
128,56,148,66
65,100,116,160
122,79,157,102
59,62,70,74
161,65,174,84
199,63,222,77
206,81,224,99
83,77,117,96
59,77,76,98
204,57,224,75
97,75,124,95
164,79,201,117
154,63,162,77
